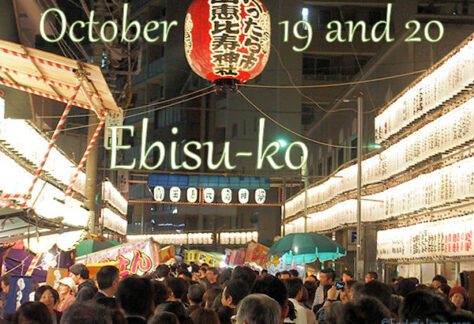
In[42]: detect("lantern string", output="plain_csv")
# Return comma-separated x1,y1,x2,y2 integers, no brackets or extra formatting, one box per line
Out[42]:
50,88,216,133
37,85,215,119
239,69,426,90
238,89,374,150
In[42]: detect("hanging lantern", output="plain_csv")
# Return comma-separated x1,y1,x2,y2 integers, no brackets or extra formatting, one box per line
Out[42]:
185,0,271,86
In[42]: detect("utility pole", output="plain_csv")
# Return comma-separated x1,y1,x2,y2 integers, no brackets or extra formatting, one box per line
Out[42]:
302,156,309,232
355,95,364,280
85,115,99,234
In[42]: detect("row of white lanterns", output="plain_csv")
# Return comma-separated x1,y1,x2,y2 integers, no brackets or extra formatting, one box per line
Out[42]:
127,231,258,245
154,186,267,204
100,208,128,235
102,181,128,215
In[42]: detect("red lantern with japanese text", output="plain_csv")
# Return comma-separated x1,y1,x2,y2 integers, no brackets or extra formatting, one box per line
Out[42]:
185,0,271,85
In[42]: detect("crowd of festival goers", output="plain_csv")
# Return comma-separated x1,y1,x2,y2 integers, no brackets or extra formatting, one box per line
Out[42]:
0,263,473,324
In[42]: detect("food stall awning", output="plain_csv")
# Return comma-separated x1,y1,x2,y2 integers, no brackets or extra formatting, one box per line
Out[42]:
0,208,84,244
0,39,120,113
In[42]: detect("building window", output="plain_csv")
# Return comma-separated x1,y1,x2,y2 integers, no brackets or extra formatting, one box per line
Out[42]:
317,162,323,175
327,156,333,174
338,148,344,166
351,137,357,160
318,9,331,30
301,105,315,127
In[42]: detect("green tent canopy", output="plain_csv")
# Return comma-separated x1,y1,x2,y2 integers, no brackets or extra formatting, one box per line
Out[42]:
76,239,120,257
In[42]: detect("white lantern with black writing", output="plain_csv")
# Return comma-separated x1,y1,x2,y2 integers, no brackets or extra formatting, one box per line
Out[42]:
204,188,215,203
255,188,266,204
238,189,249,204
187,187,198,203
221,188,232,204
153,186,165,202
169,187,181,203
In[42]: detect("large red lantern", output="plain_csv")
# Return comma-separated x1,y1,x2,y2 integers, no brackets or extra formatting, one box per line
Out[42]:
185,0,271,85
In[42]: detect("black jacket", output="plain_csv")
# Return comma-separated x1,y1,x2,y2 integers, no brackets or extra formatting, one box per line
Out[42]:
76,280,98,302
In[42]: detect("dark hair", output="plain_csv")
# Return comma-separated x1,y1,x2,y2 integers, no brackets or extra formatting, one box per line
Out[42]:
217,305,234,324
289,269,299,278
1,274,11,287
69,264,89,279
189,308,220,324
188,284,206,304
285,277,304,299
155,265,170,279
395,278,417,298
339,296,392,324
206,267,219,275
359,280,392,309
320,268,336,282
432,275,447,285
203,287,223,309
400,290,451,322
218,268,232,286
251,275,288,309
96,266,119,290
152,281,169,307
178,271,192,281
34,285,59,304
155,301,191,324
149,311,179,324
13,302,52,324
345,279,358,291
280,271,290,277
437,283,451,297
117,276,153,318
231,266,257,287
342,270,353,278
367,271,378,280
224,279,249,306
304,281,317,304
60,301,112,324
166,278,188,300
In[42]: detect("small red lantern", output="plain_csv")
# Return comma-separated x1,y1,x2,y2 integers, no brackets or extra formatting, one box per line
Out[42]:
185,0,271,85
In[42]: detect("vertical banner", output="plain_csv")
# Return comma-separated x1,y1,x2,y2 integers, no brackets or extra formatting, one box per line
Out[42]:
4,276,32,315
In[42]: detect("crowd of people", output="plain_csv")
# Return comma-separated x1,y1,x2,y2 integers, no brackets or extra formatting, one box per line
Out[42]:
0,263,473,324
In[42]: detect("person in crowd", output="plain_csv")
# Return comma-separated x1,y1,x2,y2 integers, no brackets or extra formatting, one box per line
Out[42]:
178,271,193,283
285,277,317,324
94,265,120,309
364,271,378,283
260,269,268,277
69,264,97,302
221,279,249,314
449,286,472,316
303,281,317,309
218,268,232,287
205,268,220,289
235,294,281,324
166,278,188,305
399,289,451,323
199,266,208,279
395,278,416,300
56,277,76,313
34,285,61,323
189,308,220,324
154,265,170,282
312,268,335,310
148,311,179,324
431,274,448,289
13,301,52,324
279,271,291,280
155,301,193,324
337,296,393,324
203,287,223,310
60,301,113,324
117,276,153,324
231,266,257,288
251,275,289,324
437,283,452,298
187,283,205,316
152,281,169,309
289,270,299,278
341,271,353,283
0,274,10,320
359,280,392,310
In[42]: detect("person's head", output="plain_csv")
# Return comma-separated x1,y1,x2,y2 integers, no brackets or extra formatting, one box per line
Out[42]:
178,271,192,282
152,280,169,307
199,266,208,278
304,281,317,303
13,302,52,324
155,301,188,323
149,311,179,324
305,274,317,284
399,290,451,323
155,265,170,280
342,271,353,283
96,265,120,295
288,269,299,278
251,275,288,322
222,279,250,308
395,278,417,299
449,286,468,310
284,278,304,301
218,268,232,286
364,271,378,283
117,276,153,318
61,301,113,324
34,285,59,311
69,263,89,284
346,280,363,302
339,296,392,324
236,294,281,324
203,287,223,309
279,271,290,280
359,280,392,309
431,275,447,289
189,308,220,324
1,274,11,294
188,283,205,305
260,269,268,277
165,277,187,302
58,277,76,298
437,283,451,297
206,268,219,284
231,266,257,287
319,268,335,286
